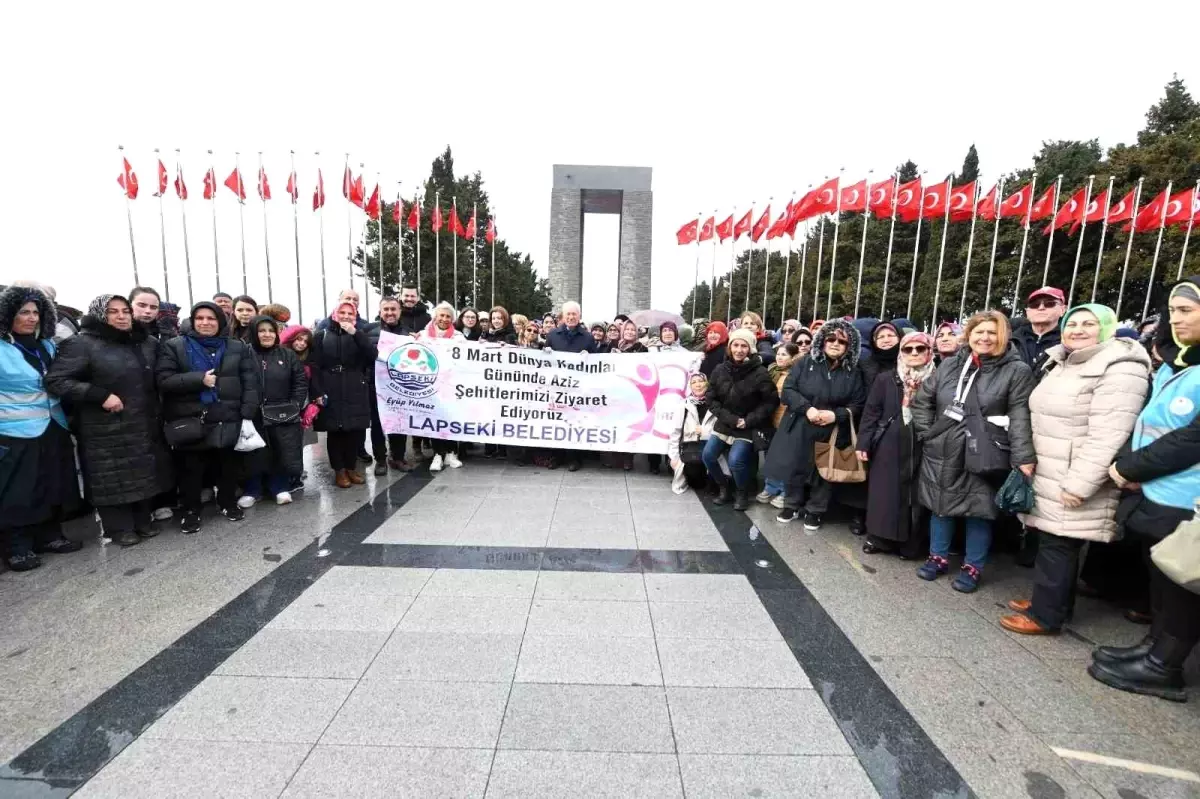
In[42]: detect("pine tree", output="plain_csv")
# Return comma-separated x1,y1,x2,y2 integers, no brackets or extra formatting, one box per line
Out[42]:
1140,75,1200,144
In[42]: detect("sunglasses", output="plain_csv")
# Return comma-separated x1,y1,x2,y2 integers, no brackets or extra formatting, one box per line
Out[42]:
901,345,929,354
827,337,848,346
1028,299,1061,309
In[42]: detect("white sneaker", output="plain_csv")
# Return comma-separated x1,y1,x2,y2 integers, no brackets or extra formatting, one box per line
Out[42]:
152,507,174,521
770,495,787,509
200,488,214,504
429,454,444,472
444,452,462,469
275,492,293,505
755,490,772,504
237,495,256,509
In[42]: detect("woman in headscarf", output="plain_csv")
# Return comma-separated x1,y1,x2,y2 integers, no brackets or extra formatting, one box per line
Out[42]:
157,301,259,533
669,373,715,494
996,304,1150,636
237,316,308,508
418,302,466,471
860,320,901,388
699,321,728,377
1088,279,1200,701
312,300,376,487
765,319,867,530
614,318,647,354
46,294,173,547
589,322,609,352
934,322,963,364
228,295,259,343
0,286,82,570
456,307,482,341
856,332,936,558
656,322,683,351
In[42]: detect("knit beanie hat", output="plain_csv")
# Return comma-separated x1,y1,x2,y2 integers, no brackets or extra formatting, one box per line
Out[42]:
729,328,757,349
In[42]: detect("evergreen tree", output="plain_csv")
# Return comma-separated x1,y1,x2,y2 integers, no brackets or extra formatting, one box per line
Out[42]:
1140,75,1200,144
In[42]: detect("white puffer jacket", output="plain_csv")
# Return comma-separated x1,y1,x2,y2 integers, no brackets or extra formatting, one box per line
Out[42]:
1019,338,1151,541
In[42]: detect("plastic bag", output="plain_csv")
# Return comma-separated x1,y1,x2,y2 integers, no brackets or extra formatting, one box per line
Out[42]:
994,468,1034,514
1151,513,1200,594
233,419,267,452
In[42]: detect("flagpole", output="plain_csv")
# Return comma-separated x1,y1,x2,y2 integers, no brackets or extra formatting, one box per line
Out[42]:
853,172,873,317
290,152,302,321
396,184,404,295
471,201,479,308
258,152,273,302
356,161,364,304
905,175,928,320
344,154,353,293
826,169,844,319
208,150,220,293
1176,179,1199,282
490,209,497,309
1143,180,1174,322
744,202,756,317
1042,174,1064,286
416,194,423,298
880,174,900,318
376,170,384,309
1090,175,1116,302
233,152,247,295
761,199,774,321
1067,174,1095,306
691,212,702,322
796,220,810,321
812,213,826,325
958,182,981,320
452,197,461,308
983,177,1006,311
708,209,718,320
316,151,328,318
434,191,441,303
175,151,194,309
930,177,955,325
150,150,170,301
726,214,737,324
1011,171,1039,311
117,145,139,285
1115,178,1143,320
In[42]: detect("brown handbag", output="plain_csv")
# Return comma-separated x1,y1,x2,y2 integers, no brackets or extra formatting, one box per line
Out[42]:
813,409,866,483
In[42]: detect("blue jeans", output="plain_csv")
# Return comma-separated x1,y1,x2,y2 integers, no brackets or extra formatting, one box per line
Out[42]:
763,478,786,496
930,515,993,569
702,437,755,489
244,472,291,500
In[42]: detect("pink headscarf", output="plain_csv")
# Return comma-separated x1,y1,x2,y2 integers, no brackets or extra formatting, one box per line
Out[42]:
897,332,935,420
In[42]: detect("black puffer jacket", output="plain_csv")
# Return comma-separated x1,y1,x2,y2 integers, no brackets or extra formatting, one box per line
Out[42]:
312,321,375,432
157,302,260,450
911,345,1036,519
244,316,308,477
706,353,779,438
397,304,431,334
481,325,517,345
45,316,174,505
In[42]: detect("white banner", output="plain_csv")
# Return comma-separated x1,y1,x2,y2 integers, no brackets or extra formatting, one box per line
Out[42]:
375,333,701,453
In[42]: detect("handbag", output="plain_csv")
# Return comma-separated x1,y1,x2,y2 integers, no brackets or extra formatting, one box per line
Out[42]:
261,401,301,426
163,416,205,447
814,409,866,483
1150,512,1200,594
963,391,1012,478
994,469,1035,514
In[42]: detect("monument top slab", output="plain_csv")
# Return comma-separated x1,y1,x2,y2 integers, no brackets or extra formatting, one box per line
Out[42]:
552,164,652,192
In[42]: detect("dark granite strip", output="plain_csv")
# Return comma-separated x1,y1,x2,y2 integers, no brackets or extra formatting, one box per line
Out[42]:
700,501,974,799
340,543,743,574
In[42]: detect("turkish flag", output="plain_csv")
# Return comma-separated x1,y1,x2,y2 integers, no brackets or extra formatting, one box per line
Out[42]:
999,183,1033,219
715,214,734,241
698,216,716,242
1045,186,1087,234
751,206,772,242
174,168,188,200
1105,190,1137,225
450,205,467,237
1132,188,1170,233
407,202,420,230
286,171,298,203
349,175,365,209
1180,188,1200,227
767,214,789,240
392,199,402,224
1068,188,1111,234
920,181,950,218
365,185,381,220
224,168,247,202
153,160,168,197
464,211,477,239
839,180,867,213
948,181,978,222
258,167,271,201
117,158,138,199
431,205,443,232
486,218,497,244
1028,184,1058,222
795,178,840,220
868,178,895,218
893,179,923,222
312,169,326,211
1163,187,1196,227
676,219,699,245
203,168,217,200
732,209,753,239
342,166,352,199
976,185,998,222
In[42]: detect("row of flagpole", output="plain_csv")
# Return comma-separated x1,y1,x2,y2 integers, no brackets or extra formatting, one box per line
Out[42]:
682,172,1199,325
117,149,504,322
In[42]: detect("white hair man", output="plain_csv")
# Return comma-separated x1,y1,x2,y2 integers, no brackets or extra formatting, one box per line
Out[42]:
544,300,599,471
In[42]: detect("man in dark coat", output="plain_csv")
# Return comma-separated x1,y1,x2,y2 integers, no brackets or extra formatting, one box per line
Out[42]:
545,301,599,471
1012,286,1065,369
366,297,415,471
396,286,431,334
128,285,179,520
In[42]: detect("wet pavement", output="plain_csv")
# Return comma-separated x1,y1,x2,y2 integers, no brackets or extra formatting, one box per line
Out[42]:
1,446,1198,798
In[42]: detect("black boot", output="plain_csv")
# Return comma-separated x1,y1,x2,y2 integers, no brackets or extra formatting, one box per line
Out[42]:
704,477,720,497
1087,634,1190,702
849,514,866,536
732,487,750,511
713,480,734,506
1092,635,1155,666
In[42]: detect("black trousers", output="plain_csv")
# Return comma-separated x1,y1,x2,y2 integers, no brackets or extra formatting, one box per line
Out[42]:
1149,558,1200,646
682,460,708,489
432,439,459,456
2,518,64,557
785,473,831,514
179,449,239,513
369,398,406,461
326,431,362,472
97,499,152,535
1029,530,1086,630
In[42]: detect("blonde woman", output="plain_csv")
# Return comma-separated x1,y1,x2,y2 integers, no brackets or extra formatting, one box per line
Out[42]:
417,302,464,471
738,311,775,365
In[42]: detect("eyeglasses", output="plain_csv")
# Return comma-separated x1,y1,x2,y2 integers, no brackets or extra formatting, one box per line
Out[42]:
1028,299,1061,309
901,345,929,354
827,338,848,346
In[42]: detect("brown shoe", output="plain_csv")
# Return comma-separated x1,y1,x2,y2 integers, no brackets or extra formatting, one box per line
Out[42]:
334,469,351,489
347,470,366,485
388,458,415,472
1007,599,1032,613
999,613,1055,635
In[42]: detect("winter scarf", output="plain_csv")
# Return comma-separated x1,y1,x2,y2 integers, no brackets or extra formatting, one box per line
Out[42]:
184,300,228,405
87,294,119,319
423,319,457,339
1167,279,1200,368
868,321,900,371
896,331,935,423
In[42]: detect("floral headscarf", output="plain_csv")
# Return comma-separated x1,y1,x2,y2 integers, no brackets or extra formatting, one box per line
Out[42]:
897,331,935,423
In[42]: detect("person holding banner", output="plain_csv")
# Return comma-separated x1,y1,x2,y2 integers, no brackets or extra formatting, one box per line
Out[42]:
456,308,482,341
546,301,599,472
702,328,779,510
419,302,465,472
483,307,517,345
367,298,415,473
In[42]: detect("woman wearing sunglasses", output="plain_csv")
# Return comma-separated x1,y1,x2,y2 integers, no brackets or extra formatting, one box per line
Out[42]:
856,332,937,558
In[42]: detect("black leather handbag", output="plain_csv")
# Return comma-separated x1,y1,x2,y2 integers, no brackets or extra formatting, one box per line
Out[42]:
261,402,301,426
163,416,205,447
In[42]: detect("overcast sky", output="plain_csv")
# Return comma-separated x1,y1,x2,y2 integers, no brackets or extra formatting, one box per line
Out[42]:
2,1,1196,321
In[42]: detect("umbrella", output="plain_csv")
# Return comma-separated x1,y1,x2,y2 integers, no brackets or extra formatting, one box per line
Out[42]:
628,309,684,329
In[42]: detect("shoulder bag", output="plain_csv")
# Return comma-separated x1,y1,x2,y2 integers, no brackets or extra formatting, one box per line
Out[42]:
814,409,866,483
1151,511,1200,594
261,402,301,426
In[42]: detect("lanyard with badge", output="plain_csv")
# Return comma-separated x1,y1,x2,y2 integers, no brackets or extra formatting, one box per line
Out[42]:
944,359,978,422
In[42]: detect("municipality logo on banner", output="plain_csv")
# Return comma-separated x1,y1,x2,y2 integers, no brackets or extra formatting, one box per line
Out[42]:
386,342,440,399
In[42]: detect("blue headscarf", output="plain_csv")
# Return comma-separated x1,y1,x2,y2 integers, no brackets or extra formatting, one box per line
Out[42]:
184,301,228,405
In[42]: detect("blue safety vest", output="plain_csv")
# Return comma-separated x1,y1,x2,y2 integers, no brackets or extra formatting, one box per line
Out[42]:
0,338,68,438
1131,363,1200,511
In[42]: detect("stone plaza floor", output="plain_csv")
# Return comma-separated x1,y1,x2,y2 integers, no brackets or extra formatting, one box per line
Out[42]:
1,447,1198,798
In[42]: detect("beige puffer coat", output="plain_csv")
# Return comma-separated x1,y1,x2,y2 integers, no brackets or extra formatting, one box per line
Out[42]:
1019,338,1151,541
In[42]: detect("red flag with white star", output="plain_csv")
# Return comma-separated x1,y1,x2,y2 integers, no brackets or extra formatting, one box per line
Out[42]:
485,218,496,244
286,170,298,203
117,158,139,199
154,159,168,197
257,167,271,201
312,169,326,211
224,168,247,202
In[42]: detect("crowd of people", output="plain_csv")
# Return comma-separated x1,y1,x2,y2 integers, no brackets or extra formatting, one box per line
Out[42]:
0,275,1196,704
